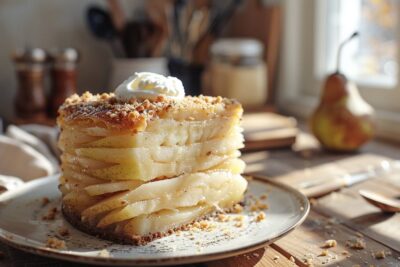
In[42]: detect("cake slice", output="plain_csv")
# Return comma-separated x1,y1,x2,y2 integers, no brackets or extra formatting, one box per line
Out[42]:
57,74,247,245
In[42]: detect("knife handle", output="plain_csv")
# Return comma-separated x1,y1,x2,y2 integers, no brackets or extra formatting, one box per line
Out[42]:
300,178,347,198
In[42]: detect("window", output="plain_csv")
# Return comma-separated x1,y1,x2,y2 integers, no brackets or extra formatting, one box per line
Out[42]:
319,0,399,88
279,0,400,140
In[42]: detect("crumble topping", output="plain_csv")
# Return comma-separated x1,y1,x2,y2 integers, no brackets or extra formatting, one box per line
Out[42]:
58,92,240,130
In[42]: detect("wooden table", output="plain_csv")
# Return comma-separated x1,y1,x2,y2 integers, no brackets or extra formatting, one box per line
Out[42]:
1,138,400,267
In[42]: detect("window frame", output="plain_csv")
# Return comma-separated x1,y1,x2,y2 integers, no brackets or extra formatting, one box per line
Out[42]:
278,0,400,141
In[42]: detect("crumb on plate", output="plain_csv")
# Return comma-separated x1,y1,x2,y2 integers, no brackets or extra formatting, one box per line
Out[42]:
232,203,243,213
217,214,229,222
58,227,69,237
41,197,50,207
42,207,58,221
234,221,243,228
46,237,66,249
98,249,110,257
255,211,266,222
250,200,268,211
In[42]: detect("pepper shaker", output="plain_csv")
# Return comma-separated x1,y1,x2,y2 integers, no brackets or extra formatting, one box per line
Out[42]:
11,48,48,119
48,48,79,117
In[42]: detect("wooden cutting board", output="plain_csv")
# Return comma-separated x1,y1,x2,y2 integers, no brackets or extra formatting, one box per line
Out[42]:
242,113,298,151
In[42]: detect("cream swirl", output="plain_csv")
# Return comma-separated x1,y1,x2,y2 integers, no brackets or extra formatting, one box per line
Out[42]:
115,72,185,101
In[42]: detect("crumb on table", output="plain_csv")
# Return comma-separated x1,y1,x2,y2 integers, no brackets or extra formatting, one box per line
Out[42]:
303,258,314,266
373,250,386,259
46,237,66,249
319,250,329,257
309,198,318,206
346,238,366,250
321,239,337,248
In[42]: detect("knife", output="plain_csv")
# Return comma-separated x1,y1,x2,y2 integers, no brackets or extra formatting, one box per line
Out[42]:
299,160,392,198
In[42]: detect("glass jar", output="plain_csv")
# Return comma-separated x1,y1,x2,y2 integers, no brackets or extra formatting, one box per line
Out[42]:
209,38,267,106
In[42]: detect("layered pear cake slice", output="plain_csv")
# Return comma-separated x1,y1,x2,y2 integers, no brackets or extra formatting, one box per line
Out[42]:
57,72,247,245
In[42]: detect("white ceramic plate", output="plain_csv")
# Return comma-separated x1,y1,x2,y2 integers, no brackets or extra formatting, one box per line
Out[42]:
0,175,309,266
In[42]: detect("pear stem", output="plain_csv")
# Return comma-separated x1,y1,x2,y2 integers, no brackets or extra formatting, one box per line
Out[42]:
336,31,359,73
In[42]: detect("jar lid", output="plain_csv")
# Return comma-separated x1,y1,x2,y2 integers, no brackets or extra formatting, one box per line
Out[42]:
50,48,79,63
12,48,48,63
211,38,264,58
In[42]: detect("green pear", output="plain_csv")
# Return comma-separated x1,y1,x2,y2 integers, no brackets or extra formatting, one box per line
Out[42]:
310,32,375,151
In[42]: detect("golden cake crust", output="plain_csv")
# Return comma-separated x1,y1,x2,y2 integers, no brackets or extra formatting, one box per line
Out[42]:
57,92,241,131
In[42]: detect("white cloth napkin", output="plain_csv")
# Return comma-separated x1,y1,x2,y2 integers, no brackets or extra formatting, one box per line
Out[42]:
0,125,59,190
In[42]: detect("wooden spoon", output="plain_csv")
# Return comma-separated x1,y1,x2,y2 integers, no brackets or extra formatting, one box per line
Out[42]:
359,190,400,213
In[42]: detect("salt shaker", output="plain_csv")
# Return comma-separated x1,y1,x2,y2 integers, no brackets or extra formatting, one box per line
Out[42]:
209,39,267,107
12,48,48,119
48,48,79,117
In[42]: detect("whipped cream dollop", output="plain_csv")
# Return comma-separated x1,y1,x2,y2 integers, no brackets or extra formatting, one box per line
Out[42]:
115,72,185,101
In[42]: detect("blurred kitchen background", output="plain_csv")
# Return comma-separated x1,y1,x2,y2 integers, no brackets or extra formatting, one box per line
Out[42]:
0,0,399,142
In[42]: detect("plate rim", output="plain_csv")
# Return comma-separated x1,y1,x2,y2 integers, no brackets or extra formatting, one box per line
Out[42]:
0,175,310,266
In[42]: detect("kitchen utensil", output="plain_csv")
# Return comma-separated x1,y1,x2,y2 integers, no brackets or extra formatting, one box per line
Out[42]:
86,6,125,57
122,20,156,58
145,0,171,57
299,161,392,198
106,0,126,33
359,190,400,213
